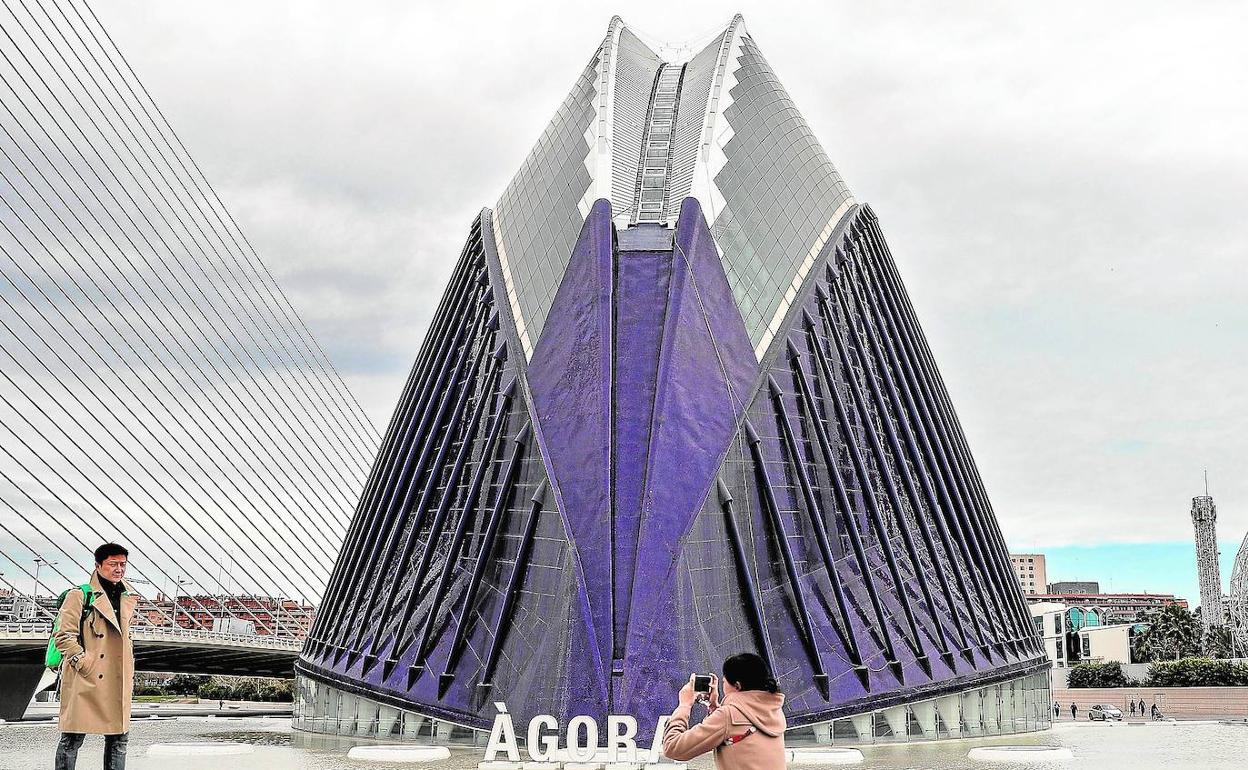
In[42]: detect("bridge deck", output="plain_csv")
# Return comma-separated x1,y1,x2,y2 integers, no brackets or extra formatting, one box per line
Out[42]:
0,623,301,678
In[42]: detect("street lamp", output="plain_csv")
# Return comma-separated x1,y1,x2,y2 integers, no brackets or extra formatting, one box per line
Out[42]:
173,577,194,630
32,558,56,598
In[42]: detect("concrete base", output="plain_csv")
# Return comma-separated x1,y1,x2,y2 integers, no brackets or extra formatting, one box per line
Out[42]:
347,745,452,762
788,748,864,765
968,746,1073,763
0,661,45,721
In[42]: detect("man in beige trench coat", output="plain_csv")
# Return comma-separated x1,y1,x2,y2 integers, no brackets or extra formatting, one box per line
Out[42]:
53,543,137,770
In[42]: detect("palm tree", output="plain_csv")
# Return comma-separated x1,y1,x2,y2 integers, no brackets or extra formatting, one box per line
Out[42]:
1155,605,1201,660
1203,625,1233,659
1133,605,1201,661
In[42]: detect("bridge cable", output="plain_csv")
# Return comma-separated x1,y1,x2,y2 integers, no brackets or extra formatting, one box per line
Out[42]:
0,20,368,518
0,481,283,636
21,0,378,471
0,0,382,628
0,541,195,633
0,289,321,621
0,320,328,608
0,205,335,594
70,0,381,449
0,173,346,567
0,60,354,551
0,475,280,636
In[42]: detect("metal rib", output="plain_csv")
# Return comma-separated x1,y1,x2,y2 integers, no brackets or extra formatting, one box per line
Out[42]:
850,235,1018,655
805,303,928,670
822,278,953,673
364,340,508,670
312,239,483,648
716,477,775,674
319,260,485,652
788,337,904,682
394,377,518,680
840,251,985,663
476,479,549,692
336,298,492,660
767,372,869,687
434,421,531,695
743,419,830,699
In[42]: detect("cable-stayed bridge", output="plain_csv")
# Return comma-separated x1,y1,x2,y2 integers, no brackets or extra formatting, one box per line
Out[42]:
0,0,379,714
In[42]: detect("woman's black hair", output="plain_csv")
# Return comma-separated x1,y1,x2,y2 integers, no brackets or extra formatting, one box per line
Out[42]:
722,652,780,694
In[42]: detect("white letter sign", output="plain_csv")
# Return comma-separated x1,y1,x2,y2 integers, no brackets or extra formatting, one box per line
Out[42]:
607,715,638,762
566,715,599,762
527,714,559,762
484,702,520,761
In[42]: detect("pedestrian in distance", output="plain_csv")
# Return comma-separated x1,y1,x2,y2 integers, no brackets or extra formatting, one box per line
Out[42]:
1150,703,1157,719
1130,700,1136,716
52,543,137,770
1053,701,1060,717
1139,698,1146,714
1070,703,1077,719
663,652,786,770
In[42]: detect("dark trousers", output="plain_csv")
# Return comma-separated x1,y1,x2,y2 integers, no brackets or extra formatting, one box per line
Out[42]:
55,732,128,770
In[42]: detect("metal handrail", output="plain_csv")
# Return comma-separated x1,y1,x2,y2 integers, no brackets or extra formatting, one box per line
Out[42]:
0,621,302,648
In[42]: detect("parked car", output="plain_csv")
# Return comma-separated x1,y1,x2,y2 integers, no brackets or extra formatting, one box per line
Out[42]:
1088,704,1123,721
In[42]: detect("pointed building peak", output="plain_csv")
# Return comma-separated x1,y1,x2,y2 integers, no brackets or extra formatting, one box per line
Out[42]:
611,14,745,64
494,12,851,358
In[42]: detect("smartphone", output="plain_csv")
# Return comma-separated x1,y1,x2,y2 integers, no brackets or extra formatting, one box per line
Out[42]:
693,674,712,703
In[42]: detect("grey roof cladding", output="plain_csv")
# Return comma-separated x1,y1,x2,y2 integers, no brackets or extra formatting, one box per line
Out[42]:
611,28,664,214
664,30,728,220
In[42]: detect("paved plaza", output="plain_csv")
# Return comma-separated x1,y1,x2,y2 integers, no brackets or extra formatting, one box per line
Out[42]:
2,718,1246,770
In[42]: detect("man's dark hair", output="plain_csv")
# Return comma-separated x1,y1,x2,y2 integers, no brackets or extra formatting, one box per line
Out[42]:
722,652,780,694
94,543,128,564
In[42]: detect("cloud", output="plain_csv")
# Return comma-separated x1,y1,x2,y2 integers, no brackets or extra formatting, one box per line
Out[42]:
4,0,1242,601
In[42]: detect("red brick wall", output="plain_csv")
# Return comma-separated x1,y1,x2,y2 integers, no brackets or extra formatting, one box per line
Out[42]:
1052,687,1248,719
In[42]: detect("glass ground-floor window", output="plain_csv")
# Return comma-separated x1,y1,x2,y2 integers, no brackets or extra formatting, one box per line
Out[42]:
294,668,1052,747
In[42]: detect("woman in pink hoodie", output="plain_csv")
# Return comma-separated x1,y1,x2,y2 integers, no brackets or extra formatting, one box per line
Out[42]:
662,653,786,770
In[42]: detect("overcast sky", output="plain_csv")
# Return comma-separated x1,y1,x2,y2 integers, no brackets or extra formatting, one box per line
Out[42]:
97,0,1247,603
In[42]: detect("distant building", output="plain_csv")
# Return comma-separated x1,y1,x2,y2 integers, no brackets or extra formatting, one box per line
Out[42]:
1077,623,1149,665
1029,601,1147,669
1026,592,1186,625
1047,581,1099,595
0,587,311,638
166,594,313,638
0,588,57,622
1010,553,1048,595
1192,494,1224,634
1029,601,1071,668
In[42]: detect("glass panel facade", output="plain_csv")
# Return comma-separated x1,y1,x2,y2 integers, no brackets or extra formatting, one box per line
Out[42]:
294,676,490,744
711,34,854,352
295,668,1051,746
494,53,599,353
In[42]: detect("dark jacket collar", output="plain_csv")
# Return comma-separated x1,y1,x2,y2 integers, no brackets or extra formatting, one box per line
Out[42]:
87,570,133,632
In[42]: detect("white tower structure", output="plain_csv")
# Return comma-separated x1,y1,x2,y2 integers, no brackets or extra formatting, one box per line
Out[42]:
1191,493,1224,633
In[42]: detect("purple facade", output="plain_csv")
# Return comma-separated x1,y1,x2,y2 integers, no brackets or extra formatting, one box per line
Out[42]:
300,200,1047,735
300,14,1046,739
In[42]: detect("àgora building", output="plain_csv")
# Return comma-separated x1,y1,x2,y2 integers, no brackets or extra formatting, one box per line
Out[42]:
296,15,1051,744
